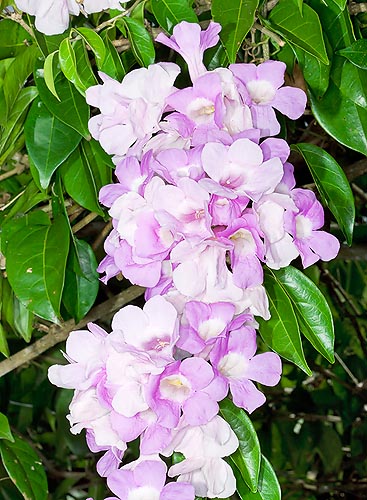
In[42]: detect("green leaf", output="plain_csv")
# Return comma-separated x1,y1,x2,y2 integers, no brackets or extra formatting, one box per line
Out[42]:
100,30,126,80
330,0,347,9
309,79,367,156
308,0,355,51
33,30,68,57
291,143,355,245
0,434,48,500
212,0,260,63
258,270,311,375
151,0,198,33
59,38,84,94
59,38,97,95
291,43,330,98
43,50,60,100
0,323,9,358
271,266,335,363
331,55,367,109
13,298,34,343
1,180,49,226
338,39,367,70
0,19,32,59
4,214,70,323
24,97,82,189
119,17,155,67
72,39,98,89
0,413,14,442
3,44,40,119
0,86,38,164
62,239,99,322
220,399,261,492
61,139,112,214
35,58,90,138
74,28,106,68
267,0,328,64
317,426,343,474
235,455,281,500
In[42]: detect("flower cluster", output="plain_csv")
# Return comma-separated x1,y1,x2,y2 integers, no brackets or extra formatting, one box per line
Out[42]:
14,0,125,35
49,295,253,498
91,21,339,316
48,20,340,500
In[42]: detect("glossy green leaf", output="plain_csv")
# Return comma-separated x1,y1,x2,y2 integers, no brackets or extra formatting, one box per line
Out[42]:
24,97,82,189
74,28,106,68
33,30,68,57
72,39,98,89
258,271,311,375
338,39,367,70
308,0,355,51
212,0,260,63
151,0,198,33
309,79,367,156
59,38,93,95
0,413,14,442
235,455,281,500
0,434,48,500
35,58,90,138
1,180,49,227
291,43,330,98
13,298,34,343
220,399,261,492
0,323,9,358
205,42,229,71
61,139,112,214
331,55,367,109
43,50,60,100
62,239,99,322
100,30,126,80
271,267,335,363
0,86,38,163
0,19,31,59
3,44,39,119
119,17,155,67
267,0,328,64
330,0,347,9
1,211,50,256
5,214,70,323
291,143,355,244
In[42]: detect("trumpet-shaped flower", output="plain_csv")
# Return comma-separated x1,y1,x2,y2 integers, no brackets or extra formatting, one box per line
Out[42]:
157,21,221,81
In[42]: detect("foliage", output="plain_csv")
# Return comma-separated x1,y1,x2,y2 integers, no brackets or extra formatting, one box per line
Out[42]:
0,1,366,499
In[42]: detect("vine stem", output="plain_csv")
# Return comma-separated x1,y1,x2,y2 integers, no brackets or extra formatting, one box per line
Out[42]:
0,285,145,378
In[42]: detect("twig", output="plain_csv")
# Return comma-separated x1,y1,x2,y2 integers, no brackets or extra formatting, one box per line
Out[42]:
349,2,367,14
321,268,367,359
0,285,145,378
5,12,35,38
95,0,142,32
72,212,98,233
253,22,285,47
92,220,113,251
352,182,367,203
335,352,360,387
0,164,26,182
345,157,367,181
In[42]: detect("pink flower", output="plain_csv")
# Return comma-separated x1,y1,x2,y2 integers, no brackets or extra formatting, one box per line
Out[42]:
106,460,195,500
157,21,221,81
199,138,284,201
86,64,180,157
147,357,224,427
211,327,282,413
230,60,307,136
177,301,235,355
286,188,340,267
